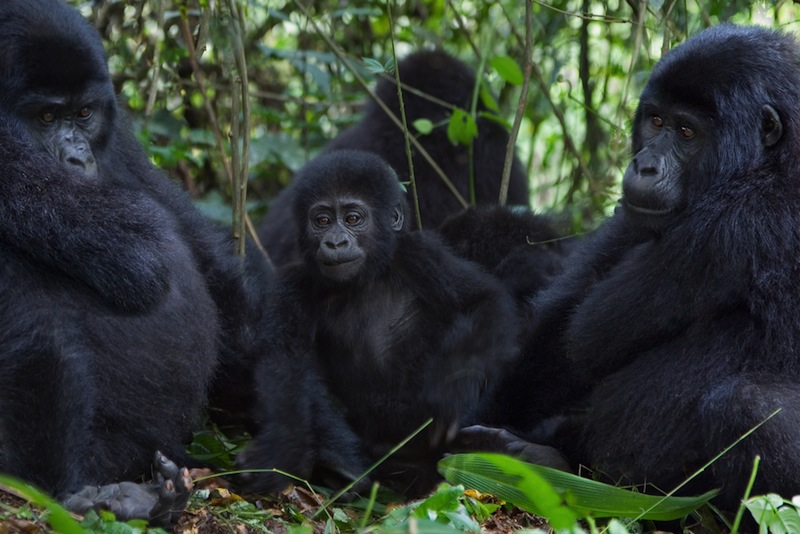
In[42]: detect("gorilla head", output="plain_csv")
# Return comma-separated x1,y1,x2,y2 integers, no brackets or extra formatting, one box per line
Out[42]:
292,150,409,283
621,25,800,234
0,0,118,179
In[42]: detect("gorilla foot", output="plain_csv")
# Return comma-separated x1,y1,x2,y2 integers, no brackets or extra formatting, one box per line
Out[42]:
61,451,192,526
454,425,571,471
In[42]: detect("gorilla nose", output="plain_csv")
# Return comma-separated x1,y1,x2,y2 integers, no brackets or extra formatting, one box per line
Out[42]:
66,154,98,179
635,155,662,177
323,235,351,249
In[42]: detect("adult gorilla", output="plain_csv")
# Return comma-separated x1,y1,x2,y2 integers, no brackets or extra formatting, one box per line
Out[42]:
0,0,268,524
495,24,800,510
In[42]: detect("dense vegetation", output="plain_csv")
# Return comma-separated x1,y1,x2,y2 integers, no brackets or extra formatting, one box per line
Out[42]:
3,1,800,532
74,0,800,232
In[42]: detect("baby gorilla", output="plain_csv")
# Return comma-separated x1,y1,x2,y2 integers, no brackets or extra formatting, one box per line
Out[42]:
240,150,519,497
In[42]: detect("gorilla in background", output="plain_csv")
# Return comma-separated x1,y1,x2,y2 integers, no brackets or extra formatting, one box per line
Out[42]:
482,24,800,512
0,0,270,524
259,50,531,267
239,150,520,497
438,206,576,308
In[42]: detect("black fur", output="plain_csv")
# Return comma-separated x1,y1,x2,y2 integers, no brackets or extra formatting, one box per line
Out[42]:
516,25,800,509
438,206,575,307
240,150,519,497
0,0,268,523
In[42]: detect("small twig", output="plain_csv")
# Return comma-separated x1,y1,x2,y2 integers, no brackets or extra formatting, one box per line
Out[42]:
617,0,647,123
446,0,482,61
500,0,534,206
179,3,270,263
387,6,423,229
290,0,468,209
226,0,252,257
144,1,165,120
178,10,233,183
528,54,592,185
467,54,485,205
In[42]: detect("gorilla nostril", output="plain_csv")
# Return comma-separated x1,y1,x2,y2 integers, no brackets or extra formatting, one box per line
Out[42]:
66,156,86,169
639,165,659,176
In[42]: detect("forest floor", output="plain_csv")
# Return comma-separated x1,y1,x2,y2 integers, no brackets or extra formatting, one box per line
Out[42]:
0,475,552,534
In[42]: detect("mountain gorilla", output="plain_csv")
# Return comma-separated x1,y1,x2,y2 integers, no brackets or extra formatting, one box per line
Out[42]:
0,0,268,524
259,50,531,267
484,25,800,511
438,206,575,308
239,150,519,497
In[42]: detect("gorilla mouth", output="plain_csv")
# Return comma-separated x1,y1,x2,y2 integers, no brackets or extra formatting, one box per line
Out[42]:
322,258,359,266
319,256,365,282
622,199,673,218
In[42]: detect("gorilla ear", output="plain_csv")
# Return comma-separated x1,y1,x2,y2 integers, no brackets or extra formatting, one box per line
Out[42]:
761,104,783,147
391,205,405,231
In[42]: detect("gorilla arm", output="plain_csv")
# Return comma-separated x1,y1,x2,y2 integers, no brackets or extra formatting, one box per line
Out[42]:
565,206,751,379
237,270,369,494
397,231,520,444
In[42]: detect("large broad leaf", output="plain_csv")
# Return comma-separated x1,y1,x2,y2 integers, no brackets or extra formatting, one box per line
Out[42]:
440,454,577,530
438,453,718,522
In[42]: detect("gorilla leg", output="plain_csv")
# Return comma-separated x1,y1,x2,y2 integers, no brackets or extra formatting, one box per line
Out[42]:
700,378,800,508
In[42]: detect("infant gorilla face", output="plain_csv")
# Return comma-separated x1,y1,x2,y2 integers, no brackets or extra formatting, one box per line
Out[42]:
309,197,369,282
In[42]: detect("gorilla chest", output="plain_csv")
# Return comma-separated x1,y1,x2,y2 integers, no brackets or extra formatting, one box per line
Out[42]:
315,287,419,371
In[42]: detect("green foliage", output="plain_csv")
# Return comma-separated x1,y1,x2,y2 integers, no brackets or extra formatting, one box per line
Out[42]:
68,0,800,229
446,108,478,146
439,454,577,529
745,495,800,534
79,510,169,534
40,2,800,531
0,474,83,533
413,118,435,135
489,55,523,86
379,483,486,533
439,453,717,524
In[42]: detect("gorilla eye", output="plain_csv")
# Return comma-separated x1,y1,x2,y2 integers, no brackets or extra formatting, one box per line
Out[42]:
78,107,92,119
651,115,664,127
344,213,362,225
315,215,331,227
40,111,56,124
680,126,695,138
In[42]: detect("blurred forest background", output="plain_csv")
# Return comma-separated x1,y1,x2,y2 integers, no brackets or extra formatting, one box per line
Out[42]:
67,0,800,233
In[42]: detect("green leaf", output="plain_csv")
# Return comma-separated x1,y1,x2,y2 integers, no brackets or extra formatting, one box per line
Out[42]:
380,518,471,534
384,57,396,75
479,83,500,113
438,453,717,522
446,108,478,146
0,474,84,534
478,110,512,130
362,57,386,74
746,494,800,534
489,55,524,86
438,454,578,530
413,484,464,519
412,118,434,135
